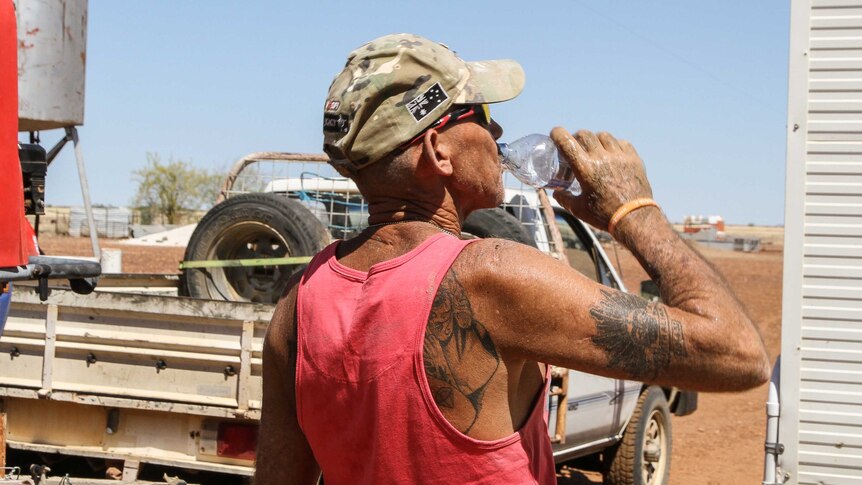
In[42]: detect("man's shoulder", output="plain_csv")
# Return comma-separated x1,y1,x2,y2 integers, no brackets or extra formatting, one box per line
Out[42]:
458,236,548,263
267,271,304,349
453,237,550,285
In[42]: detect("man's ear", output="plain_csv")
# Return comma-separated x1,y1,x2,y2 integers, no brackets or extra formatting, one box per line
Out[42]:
420,130,453,176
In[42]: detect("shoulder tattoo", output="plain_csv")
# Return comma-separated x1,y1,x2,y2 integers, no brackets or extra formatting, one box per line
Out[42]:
423,270,500,434
590,289,687,380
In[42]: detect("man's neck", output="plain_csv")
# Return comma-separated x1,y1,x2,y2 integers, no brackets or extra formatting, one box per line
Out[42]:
365,196,462,236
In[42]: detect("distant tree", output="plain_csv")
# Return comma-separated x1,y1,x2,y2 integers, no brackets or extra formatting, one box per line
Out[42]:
132,153,222,224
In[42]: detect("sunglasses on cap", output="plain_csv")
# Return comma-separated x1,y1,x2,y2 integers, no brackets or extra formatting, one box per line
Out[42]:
402,104,492,148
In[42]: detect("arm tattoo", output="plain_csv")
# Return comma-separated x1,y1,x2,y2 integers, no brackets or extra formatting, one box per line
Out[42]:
423,270,500,434
590,289,687,380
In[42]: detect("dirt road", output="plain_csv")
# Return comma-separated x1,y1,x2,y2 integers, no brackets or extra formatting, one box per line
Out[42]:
37,235,783,485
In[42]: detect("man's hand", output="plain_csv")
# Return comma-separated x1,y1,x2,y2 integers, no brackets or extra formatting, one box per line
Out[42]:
550,127,653,232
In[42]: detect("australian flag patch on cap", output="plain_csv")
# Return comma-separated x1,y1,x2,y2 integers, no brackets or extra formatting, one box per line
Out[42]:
406,82,448,122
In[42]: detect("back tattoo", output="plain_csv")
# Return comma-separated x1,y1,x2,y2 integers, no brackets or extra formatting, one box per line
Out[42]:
423,270,500,434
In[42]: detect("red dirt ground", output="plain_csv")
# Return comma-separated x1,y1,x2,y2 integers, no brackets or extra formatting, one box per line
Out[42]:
37,235,783,485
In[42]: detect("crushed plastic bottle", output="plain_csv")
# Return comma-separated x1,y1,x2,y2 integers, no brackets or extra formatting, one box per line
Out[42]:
498,133,581,196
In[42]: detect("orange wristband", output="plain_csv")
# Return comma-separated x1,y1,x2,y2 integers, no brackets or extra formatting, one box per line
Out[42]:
608,198,659,236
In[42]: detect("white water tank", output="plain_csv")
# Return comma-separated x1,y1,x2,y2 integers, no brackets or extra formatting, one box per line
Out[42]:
15,0,87,131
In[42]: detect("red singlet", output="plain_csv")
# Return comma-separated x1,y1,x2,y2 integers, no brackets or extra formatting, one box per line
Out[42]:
296,233,555,484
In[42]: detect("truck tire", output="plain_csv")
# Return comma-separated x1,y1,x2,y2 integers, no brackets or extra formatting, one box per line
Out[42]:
463,208,537,248
603,386,672,485
182,193,330,303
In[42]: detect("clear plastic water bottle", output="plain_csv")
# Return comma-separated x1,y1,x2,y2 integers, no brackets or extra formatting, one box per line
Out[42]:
498,134,581,196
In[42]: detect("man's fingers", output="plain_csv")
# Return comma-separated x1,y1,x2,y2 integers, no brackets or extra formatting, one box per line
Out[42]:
618,139,638,157
575,130,602,153
550,128,590,216
553,188,588,216
598,132,621,152
551,126,587,173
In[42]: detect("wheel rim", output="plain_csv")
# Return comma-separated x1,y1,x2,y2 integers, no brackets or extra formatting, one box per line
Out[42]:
641,408,668,485
207,221,292,303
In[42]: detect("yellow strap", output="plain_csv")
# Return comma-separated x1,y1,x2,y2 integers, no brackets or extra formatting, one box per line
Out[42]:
608,198,659,236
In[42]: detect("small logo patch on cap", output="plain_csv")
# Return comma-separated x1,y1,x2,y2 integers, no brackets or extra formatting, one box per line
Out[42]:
325,100,341,112
406,82,448,122
323,113,351,133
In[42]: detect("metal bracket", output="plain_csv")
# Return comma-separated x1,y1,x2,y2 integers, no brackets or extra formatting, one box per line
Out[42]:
763,468,791,485
45,131,72,165
36,275,50,301
764,442,785,455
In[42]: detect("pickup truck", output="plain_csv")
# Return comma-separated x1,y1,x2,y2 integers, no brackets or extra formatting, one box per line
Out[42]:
1,153,696,484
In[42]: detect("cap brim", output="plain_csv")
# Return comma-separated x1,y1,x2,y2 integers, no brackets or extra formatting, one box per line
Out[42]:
455,59,525,105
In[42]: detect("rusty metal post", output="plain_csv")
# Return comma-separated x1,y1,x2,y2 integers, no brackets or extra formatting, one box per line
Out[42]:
536,189,569,263
549,367,570,444
554,371,569,444
536,188,573,444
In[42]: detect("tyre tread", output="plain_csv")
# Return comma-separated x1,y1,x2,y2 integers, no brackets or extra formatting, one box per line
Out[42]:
603,386,671,485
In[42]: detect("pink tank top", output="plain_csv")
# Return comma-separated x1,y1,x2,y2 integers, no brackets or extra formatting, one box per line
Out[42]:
296,233,555,484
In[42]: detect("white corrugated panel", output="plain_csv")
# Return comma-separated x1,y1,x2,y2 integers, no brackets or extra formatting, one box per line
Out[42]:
786,1,862,482
69,207,131,238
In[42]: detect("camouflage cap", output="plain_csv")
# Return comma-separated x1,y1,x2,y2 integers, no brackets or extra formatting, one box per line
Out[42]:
322,33,525,174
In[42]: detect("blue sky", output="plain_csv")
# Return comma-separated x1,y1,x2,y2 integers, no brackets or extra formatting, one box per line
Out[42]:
29,1,790,225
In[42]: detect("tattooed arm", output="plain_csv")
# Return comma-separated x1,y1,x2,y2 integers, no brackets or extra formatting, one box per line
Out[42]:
459,231,768,392
453,129,770,392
